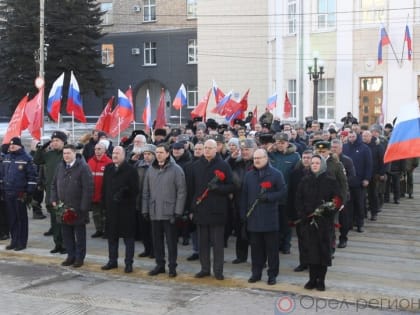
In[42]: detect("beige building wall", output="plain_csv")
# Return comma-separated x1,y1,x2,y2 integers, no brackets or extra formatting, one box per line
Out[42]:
197,0,269,120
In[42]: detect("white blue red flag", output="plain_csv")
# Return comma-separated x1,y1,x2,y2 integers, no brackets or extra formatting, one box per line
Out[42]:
378,26,391,64
267,93,277,110
212,80,225,106
142,89,152,130
108,89,135,137
384,101,420,163
47,72,64,122
66,71,86,122
172,84,187,110
404,24,412,61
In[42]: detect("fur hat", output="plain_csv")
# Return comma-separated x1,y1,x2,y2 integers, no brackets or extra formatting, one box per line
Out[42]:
9,137,22,147
51,131,68,143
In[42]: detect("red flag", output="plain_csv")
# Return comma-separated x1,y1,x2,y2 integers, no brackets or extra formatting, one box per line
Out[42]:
24,87,44,140
3,95,30,144
236,88,250,120
283,91,292,119
95,96,114,133
155,88,167,129
251,106,257,130
191,88,211,122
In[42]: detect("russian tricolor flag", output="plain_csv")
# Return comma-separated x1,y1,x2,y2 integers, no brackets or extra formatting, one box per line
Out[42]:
172,84,187,110
117,88,135,121
66,71,86,123
377,26,391,65
405,24,412,61
384,101,420,163
47,72,64,122
266,93,277,110
142,89,152,130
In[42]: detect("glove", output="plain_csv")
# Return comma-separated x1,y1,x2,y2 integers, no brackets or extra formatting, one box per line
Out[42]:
208,182,218,191
142,213,150,221
41,141,51,150
112,191,122,202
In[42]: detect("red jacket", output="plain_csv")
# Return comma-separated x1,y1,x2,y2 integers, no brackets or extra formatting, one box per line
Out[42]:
88,154,113,203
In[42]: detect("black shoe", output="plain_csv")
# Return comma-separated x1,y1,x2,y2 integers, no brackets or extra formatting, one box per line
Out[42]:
232,258,246,264
281,249,291,254
394,200,400,204
294,265,308,272
73,260,83,268
357,227,364,233
371,215,377,221
267,277,276,285
149,254,155,259
101,262,118,270
168,269,177,278
409,194,413,199
0,234,9,241
138,251,150,258
33,213,46,219
44,229,53,236
91,231,103,238
50,246,63,253
148,266,165,276
304,280,317,290
59,248,67,255
215,274,224,280
14,246,26,251
182,238,189,246
6,244,16,250
124,264,133,273
61,257,75,266
248,275,261,283
187,253,199,261
337,241,347,248
316,281,326,291
195,270,210,278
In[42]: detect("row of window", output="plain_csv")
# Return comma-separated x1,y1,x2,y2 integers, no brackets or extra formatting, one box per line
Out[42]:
101,0,197,26
101,39,197,67
287,0,386,34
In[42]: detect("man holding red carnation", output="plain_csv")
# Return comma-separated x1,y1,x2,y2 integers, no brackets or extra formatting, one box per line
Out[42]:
240,148,286,285
50,144,93,268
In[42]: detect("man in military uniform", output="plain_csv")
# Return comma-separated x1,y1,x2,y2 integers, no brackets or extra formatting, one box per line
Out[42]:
1,137,37,251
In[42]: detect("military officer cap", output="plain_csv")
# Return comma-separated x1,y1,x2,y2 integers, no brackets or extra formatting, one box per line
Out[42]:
240,139,256,149
177,134,190,143
259,133,274,144
273,132,289,142
170,128,181,137
315,140,331,150
51,130,68,143
212,134,225,143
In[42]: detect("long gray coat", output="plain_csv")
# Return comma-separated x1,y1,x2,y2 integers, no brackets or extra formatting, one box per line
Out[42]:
50,158,93,225
142,156,186,220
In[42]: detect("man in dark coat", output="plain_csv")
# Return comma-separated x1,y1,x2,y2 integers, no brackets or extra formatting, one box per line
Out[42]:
50,144,93,267
101,146,139,273
241,149,286,285
1,137,37,251
190,139,235,280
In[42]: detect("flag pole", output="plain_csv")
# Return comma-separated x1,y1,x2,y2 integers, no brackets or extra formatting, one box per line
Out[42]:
72,111,75,143
58,113,60,129
179,107,182,127
400,14,410,64
118,117,121,145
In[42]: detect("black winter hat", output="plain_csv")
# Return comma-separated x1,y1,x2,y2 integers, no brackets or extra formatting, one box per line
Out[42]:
9,137,22,147
51,131,68,143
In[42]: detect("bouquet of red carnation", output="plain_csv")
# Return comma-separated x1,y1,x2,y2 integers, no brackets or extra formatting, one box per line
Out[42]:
55,202,78,225
309,196,343,229
246,181,272,217
196,169,226,205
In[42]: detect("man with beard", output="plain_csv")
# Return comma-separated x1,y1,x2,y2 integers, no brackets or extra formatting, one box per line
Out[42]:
101,147,139,273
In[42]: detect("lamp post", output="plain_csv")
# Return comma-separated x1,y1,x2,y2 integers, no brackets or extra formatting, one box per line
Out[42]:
307,57,324,121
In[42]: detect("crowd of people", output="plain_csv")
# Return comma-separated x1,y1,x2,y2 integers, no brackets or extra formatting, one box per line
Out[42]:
0,112,418,291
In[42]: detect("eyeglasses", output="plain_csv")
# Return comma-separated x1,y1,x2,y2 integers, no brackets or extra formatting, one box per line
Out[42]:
253,156,267,160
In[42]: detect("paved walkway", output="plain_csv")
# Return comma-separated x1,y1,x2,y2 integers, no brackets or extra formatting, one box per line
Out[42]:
1,170,419,311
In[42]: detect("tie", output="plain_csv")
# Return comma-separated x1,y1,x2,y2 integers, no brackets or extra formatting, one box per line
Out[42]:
66,164,71,169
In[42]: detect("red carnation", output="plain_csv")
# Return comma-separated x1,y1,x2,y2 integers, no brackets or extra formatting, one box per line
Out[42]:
214,169,226,181
260,181,272,190
62,208,78,225
333,196,342,209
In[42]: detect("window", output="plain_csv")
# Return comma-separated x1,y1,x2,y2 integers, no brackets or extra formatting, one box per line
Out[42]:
188,39,197,64
317,78,335,120
187,85,198,108
100,3,113,25
101,44,114,67
143,0,156,22
187,0,197,19
287,0,297,34
144,42,157,65
360,0,386,24
317,0,336,29
287,80,297,119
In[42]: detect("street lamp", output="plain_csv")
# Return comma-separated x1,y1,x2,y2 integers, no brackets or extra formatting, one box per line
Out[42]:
307,56,324,121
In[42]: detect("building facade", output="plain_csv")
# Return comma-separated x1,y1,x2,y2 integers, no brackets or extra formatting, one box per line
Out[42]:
197,0,420,127
86,0,198,125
